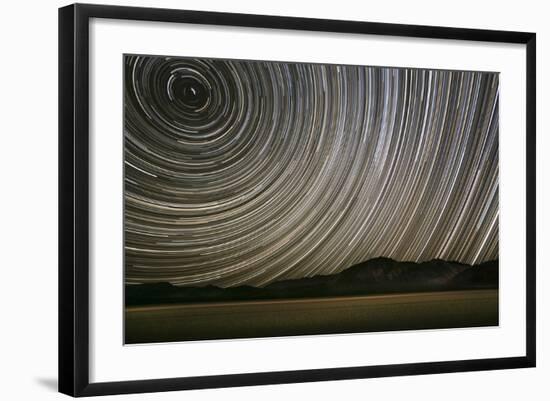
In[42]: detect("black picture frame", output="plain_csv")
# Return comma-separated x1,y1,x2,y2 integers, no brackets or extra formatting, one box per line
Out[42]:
59,3,536,397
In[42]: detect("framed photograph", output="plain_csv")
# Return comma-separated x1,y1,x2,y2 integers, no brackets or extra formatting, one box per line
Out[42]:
59,3,536,397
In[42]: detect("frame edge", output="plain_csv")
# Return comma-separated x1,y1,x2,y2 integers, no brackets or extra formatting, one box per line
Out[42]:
58,3,77,397
525,33,536,368
59,3,93,397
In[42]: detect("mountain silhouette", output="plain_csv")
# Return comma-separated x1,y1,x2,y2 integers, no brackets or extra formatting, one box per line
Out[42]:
125,258,498,306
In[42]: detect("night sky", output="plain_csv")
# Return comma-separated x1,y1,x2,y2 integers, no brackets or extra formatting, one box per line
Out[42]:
124,55,499,287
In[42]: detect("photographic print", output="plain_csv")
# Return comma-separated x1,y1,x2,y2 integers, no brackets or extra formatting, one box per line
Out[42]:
123,54,499,344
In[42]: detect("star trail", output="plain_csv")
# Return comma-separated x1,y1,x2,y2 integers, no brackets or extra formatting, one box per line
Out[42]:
124,55,499,288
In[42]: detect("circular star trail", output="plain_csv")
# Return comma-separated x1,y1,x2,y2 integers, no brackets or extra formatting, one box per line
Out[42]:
124,55,499,287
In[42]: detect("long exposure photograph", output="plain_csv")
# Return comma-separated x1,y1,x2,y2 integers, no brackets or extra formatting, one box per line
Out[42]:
123,54,499,344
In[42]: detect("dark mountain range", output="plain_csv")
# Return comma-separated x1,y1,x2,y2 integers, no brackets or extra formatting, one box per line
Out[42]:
125,257,498,307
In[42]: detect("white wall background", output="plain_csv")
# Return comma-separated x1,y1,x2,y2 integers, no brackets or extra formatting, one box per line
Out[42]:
0,0,547,399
